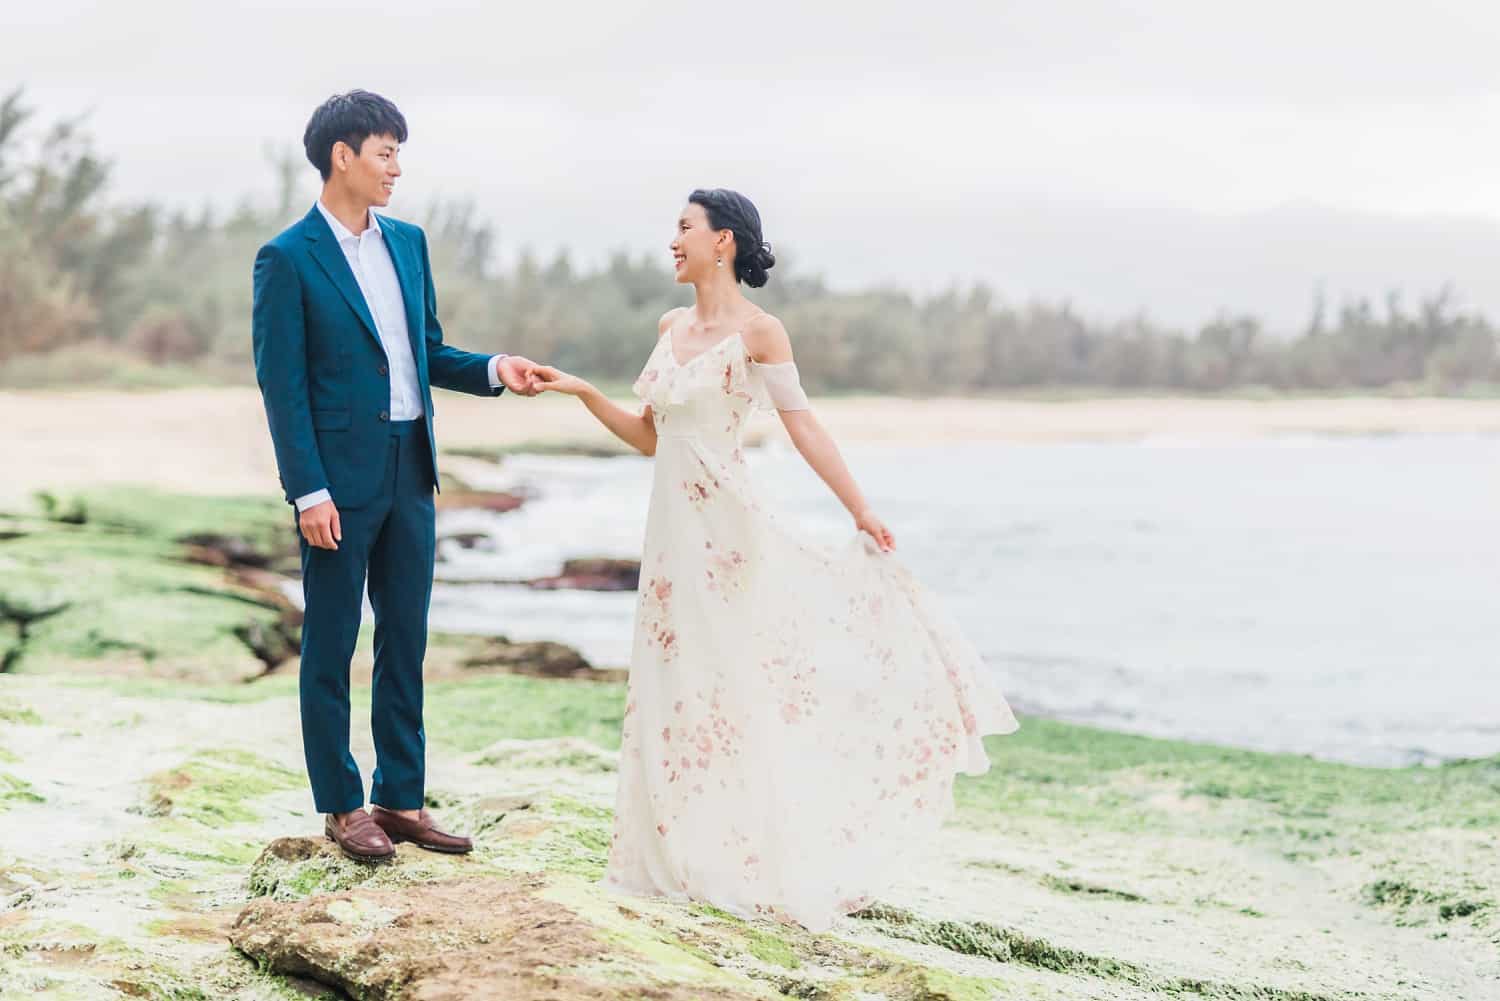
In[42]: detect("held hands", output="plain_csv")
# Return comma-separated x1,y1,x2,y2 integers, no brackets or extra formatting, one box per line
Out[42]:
498,356,591,397
854,507,895,553
496,355,542,396
528,364,593,397
300,499,342,551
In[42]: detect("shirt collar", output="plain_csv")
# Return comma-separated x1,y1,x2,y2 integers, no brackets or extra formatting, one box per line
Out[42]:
315,199,382,244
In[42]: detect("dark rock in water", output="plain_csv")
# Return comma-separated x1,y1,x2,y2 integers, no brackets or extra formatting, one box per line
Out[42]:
528,558,640,592
180,533,274,569
178,526,301,576
461,636,625,683
442,531,493,551
449,440,633,460
563,557,641,583
234,618,301,671
227,567,303,619
434,490,526,514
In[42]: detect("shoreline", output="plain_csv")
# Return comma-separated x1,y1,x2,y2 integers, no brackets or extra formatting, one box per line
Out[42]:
4,481,1493,773
4,386,1500,506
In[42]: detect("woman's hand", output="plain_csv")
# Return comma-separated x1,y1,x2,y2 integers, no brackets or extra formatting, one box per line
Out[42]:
529,365,593,397
854,508,895,552
529,364,657,455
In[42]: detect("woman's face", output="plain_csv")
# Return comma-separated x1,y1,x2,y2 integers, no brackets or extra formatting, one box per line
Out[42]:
670,202,726,284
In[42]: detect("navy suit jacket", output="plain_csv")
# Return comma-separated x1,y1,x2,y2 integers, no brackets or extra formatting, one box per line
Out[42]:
252,205,502,510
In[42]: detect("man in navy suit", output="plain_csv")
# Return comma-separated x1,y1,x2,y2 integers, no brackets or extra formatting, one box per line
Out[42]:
252,90,538,861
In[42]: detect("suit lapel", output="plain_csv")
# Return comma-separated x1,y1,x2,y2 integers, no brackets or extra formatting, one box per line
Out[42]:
302,206,383,353
375,215,427,374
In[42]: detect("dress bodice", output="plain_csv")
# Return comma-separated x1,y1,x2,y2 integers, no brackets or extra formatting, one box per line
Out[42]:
632,331,773,453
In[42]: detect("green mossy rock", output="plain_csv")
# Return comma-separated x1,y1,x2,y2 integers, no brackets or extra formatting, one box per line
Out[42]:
0,487,299,682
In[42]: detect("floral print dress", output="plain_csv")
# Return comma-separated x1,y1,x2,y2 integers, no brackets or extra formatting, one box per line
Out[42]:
602,328,1019,931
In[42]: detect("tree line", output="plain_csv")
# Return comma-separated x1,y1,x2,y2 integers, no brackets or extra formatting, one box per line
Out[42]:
2,89,1496,394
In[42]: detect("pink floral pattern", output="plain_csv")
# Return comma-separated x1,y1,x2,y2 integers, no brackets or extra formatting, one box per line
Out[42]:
704,541,748,600
604,325,1019,932
680,475,718,511
638,562,678,663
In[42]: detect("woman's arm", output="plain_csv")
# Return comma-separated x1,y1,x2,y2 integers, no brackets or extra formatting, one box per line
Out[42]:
780,411,893,550
743,315,895,551
529,309,687,456
534,372,658,457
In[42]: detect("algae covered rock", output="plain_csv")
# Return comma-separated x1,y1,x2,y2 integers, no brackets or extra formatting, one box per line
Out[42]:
140,748,303,826
247,837,391,901
0,487,300,682
230,874,765,1001
18,589,287,683
231,865,1011,1001
34,486,297,563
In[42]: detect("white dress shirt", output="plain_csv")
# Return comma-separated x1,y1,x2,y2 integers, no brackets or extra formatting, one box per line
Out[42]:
295,200,505,512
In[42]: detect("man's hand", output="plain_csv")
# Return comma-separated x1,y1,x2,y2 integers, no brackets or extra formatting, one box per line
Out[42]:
300,499,342,551
496,355,541,396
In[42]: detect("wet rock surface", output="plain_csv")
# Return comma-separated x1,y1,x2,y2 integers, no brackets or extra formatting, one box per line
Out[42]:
528,558,641,592
459,635,625,682
433,489,526,514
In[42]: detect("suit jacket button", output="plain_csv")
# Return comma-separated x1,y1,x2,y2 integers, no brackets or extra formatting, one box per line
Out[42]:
378,364,389,376
379,410,390,422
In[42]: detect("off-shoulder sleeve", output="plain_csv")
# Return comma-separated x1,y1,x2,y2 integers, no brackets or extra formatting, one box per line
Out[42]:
748,360,810,411
633,340,666,407
632,364,657,406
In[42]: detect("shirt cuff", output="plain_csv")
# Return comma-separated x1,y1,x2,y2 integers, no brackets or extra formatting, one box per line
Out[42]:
294,489,332,512
488,354,509,389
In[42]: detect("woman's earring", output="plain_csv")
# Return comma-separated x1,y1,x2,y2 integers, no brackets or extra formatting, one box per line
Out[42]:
716,257,724,268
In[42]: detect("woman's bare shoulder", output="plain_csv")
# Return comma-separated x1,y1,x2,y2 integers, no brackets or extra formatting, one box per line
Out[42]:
658,306,689,337
742,311,792,363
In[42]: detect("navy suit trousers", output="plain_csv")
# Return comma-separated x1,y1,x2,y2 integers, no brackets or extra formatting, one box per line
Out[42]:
297,417,436,814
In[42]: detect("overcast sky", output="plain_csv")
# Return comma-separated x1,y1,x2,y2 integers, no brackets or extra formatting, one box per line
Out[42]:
13,1,1500,329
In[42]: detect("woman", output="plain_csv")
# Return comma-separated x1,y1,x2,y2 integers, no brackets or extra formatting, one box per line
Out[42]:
529,188,1019,931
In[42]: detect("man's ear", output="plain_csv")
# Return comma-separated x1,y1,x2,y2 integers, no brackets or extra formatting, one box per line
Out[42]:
331,140,351,172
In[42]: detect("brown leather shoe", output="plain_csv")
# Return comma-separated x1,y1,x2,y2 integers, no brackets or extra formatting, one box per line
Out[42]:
324,810,395,862
369,806,473,854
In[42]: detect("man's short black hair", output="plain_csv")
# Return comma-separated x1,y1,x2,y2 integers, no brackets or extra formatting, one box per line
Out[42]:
303,90,409,181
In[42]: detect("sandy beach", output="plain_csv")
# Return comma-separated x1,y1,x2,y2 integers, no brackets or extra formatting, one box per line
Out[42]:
3,387,1498,505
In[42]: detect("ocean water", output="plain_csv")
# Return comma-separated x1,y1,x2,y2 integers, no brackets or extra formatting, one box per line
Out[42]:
429,433,1500,767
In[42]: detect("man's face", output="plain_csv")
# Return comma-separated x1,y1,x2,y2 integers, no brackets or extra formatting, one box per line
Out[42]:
333,133,401,208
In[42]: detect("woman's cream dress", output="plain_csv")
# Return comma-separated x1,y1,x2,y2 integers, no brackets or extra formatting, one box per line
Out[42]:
601,329,1019,931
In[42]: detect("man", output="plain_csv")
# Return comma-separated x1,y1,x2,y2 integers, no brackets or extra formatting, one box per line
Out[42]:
252,89,537,861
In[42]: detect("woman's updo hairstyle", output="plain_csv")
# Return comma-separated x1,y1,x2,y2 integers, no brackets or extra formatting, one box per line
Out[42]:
688,188,776,288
